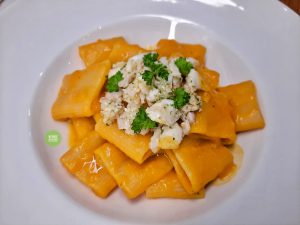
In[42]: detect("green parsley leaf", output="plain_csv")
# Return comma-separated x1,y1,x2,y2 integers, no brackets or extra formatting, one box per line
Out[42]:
153,63,169,80
175,57,193,76
131,107,158,134
143,52,169,82
143,53,159,68
106,71,123,92
142,70,154,85
172,87,190,109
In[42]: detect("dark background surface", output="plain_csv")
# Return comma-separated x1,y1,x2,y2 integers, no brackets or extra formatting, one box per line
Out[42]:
281,0,300,14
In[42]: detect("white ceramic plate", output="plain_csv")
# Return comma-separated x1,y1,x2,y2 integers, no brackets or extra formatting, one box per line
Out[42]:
1,0,300,224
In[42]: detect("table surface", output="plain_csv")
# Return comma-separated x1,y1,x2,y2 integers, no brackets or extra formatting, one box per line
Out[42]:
281,0,300,14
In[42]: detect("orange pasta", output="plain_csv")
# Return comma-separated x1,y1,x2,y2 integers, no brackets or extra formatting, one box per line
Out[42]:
68,119,78,148
60,131,117,198
196,67,220,92
79,37,126,66
146,171,205,199
165,149,194,194
190,91,236,144
95,114,152,164
95,143,173,199
108,41,147,63
72,117,95,139
52,37,264,200
156,39,206,66
218,80,265,132
52,60,111,119
168,135,233,193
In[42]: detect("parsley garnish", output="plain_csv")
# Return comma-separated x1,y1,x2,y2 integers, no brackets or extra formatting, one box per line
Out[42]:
175,57,193,76
106,71,123,92
172,88,190,109
131,106,158,134
143,53,158,68
142,70,154,85
142,53,169,82
153,63,169,80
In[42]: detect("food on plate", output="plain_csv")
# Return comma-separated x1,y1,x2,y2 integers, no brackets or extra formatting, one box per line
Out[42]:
94,143,172,199
60,131,117,198
52,37,265,200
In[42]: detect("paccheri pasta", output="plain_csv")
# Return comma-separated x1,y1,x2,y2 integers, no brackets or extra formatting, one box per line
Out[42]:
52,37,265,199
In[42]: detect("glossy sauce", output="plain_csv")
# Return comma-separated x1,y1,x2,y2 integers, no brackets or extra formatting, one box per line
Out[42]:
213,144,244,186
68,120,78,148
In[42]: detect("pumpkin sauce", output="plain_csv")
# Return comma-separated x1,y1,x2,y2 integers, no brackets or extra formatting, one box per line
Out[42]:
213,144,244,186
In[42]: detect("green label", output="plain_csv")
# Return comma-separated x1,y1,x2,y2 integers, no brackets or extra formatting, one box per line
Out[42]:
45,130,61,147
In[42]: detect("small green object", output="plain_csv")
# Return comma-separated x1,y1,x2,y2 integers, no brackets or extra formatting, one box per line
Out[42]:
172,87,190,109
45,130,61,147
175,57,193,76
143,52,169,81
106,71,123,92
143,53,159,68
153,63,169,80
142,70,154,85
131,107,158,134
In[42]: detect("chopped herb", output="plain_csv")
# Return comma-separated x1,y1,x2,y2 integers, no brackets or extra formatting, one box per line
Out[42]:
172,87,190,109
106,71,123,92
131,106,158,133
153,63,169,80
143,53,158,68
175,57,193,76
143,52,169,81
142,70,154,85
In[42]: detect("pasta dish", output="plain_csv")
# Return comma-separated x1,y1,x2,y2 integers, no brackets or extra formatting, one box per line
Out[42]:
51,37,265,199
